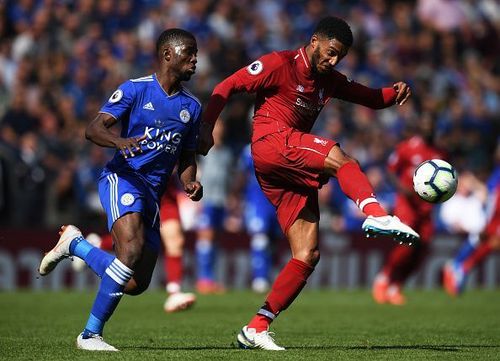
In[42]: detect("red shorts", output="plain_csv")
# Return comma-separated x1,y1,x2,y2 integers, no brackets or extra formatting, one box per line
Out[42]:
393,194,434,243
252,129,336,233
160,180,180,221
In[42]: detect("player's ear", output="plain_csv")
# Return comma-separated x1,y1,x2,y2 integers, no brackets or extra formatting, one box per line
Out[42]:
310,34,319,49
163,47,171,61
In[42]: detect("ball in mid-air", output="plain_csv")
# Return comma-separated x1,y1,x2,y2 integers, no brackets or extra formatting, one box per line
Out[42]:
413,159,458,203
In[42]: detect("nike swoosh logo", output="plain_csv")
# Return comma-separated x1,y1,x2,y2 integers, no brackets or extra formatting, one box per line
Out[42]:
373,219,391,226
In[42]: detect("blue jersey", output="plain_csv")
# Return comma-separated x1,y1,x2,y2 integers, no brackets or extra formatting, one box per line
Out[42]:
238,144,278,234
238,144,269,206
99,74,202,198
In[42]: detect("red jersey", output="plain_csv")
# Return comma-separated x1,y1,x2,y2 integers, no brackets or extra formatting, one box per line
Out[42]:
204,47,398,142
388,135,445,200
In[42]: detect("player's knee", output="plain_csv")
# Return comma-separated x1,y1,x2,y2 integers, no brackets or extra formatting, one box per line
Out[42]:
324,146,358,176
295,248,320,267
116,240,144,269
124,277,151,296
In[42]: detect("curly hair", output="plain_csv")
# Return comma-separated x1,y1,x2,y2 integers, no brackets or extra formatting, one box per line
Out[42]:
314,16,353,47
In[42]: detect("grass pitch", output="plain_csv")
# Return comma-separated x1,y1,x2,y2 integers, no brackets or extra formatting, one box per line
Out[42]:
1,289,499,360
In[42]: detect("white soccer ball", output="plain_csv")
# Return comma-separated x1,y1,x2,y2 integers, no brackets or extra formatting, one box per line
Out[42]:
413,159,458,203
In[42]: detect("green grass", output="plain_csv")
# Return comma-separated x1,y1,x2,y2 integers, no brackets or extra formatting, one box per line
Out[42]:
1,289,500,360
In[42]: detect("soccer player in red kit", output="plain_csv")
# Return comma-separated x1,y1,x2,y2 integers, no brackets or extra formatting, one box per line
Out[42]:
372,116,445,305
198,16,419,350
443,178,500,296
160,179,196,312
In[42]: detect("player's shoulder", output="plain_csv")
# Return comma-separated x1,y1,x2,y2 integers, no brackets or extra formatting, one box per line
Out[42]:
252,50,293,71
180,86,202,108
130,74,155,83
119,74,155,93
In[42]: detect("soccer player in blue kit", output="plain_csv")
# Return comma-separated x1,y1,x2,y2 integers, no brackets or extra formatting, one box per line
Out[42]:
38,29,203,351
236,144,280,293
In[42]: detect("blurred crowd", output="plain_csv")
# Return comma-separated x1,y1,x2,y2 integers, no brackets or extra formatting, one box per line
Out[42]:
0,0,499,234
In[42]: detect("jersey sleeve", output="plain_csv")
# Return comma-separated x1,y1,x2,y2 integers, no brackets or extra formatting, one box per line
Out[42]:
330,71,397,109
183,105,202,151
203,52,285,125
99,80,136,120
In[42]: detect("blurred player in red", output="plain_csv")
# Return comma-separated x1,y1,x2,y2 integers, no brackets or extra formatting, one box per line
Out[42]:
73,179,195,313
443,171,500,296
159,179,196,312
198,16,419,350
372,115,445,305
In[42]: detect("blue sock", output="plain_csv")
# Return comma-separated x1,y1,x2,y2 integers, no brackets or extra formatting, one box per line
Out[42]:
250,234,271,280
454,236,478,265
70,236,114,277
196,239,215,281
82,258,134,337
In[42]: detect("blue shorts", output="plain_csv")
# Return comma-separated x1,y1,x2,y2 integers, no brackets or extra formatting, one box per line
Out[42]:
98,170,161,252
197,203,226,230
244,199,279,235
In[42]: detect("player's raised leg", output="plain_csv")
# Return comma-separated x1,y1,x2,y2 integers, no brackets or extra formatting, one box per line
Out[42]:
39,224,126,351
325,145,419,243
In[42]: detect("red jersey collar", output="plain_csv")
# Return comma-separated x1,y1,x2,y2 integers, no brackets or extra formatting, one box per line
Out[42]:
297,46,313,78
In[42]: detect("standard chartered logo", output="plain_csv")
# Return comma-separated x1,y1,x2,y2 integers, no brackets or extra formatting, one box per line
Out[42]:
140,126,182,154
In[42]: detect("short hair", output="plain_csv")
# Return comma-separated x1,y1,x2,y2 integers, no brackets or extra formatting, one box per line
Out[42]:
156,28,196,57
313,16,353,47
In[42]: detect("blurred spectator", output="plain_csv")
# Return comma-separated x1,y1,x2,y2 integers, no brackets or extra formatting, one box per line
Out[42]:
0,0,498,231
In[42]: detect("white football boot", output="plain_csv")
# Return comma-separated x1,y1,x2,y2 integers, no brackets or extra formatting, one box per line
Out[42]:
237,326,285,351
71,233,102,272
163,292,196,313
76,333,118,351
362,215,420,245
39,225,82,276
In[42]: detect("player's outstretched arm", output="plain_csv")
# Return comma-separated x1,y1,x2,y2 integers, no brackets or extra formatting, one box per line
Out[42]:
178,149,203,201
335,74,412,109
86,113,146,158
197,120,215,156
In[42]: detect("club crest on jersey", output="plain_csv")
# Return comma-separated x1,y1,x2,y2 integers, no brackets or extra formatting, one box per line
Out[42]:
296,85,304,92
247,60,263,75
108,89,123,103
120,193,135,206
179,109,191,123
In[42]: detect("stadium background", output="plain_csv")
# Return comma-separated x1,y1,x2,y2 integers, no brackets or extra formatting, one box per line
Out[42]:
0,0,499,291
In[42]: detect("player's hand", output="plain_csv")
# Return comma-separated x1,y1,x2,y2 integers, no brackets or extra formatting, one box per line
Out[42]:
393,82,411,106
116,134,147,158
196,122,214,156
184,181,203,201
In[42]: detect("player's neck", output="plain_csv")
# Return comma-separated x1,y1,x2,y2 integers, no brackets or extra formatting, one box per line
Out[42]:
155,72,181,96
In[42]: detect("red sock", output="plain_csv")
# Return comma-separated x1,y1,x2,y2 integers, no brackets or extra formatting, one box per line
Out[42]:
165,255,183,287
384,243,428,283
383,244,412,280
248,258,314,332
463,242,492,273
337,162,387,217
